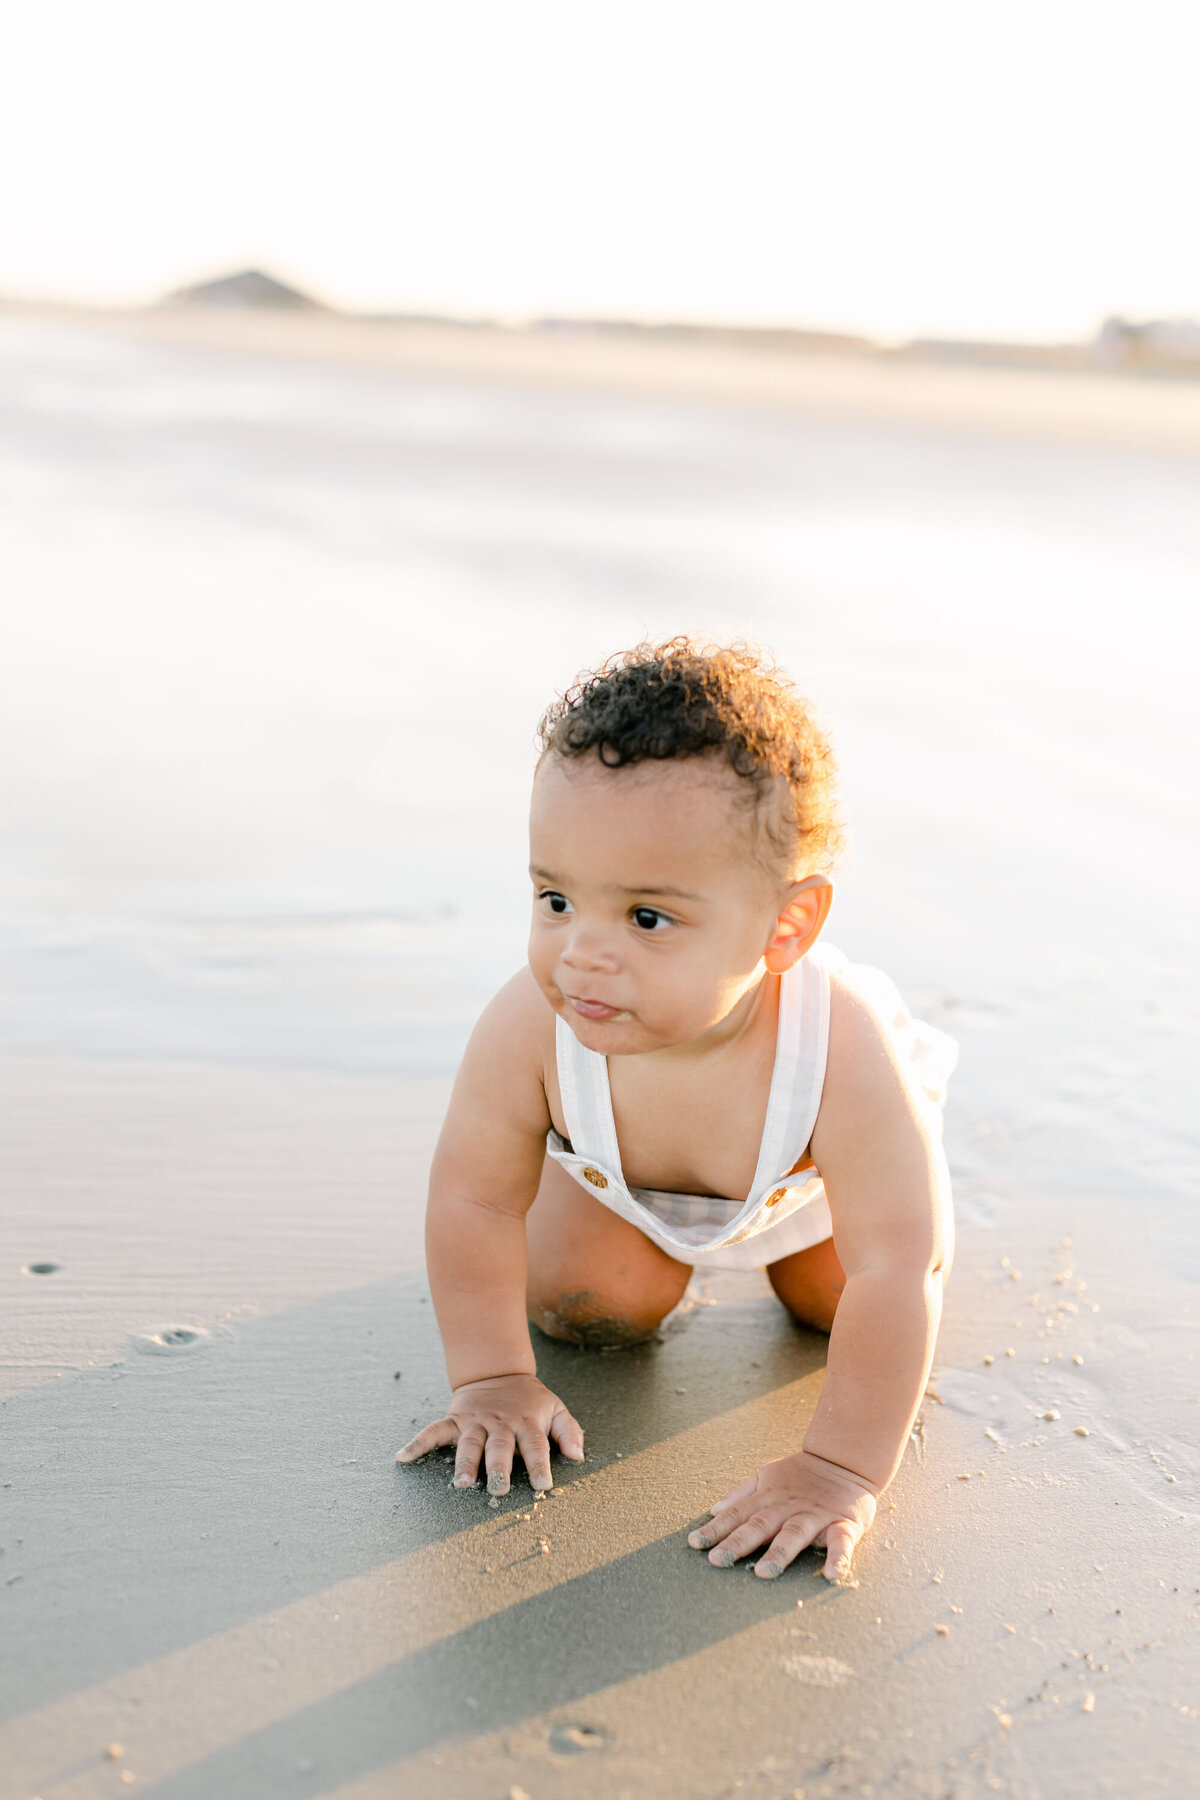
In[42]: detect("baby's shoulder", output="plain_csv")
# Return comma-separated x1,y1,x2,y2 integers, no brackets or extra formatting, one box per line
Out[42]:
467,965,556,1072
447,966,556,1142
825,960,901,1061
815,963,933,1152
432,970,555,1187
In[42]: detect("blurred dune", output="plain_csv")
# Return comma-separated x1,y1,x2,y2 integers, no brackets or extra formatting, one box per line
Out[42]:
163,268,330,311
5,288,1198,460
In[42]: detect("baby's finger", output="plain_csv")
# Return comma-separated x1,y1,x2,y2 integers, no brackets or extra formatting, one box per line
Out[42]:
820,1520,860,1583
482,1427,517,1496
395,1417,458,1463
687,1493,756,1550
515,1423,554,1492
705,1512,777,1569
754,1514,821,1579
452,1424,488,1489
548,1404,585,1462
710,1475,757,1514
688,1506,735,1551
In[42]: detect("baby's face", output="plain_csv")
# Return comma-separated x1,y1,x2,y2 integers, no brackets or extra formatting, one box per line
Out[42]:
528,752,787,1056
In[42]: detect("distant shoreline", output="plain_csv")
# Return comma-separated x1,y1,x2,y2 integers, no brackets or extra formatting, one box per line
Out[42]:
5,299,1200,457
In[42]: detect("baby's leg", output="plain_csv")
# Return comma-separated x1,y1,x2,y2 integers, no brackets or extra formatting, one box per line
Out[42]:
526,1157,691,1347
766,1236,846,1334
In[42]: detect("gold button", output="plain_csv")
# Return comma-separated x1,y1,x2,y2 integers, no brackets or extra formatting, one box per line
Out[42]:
583,1167,608,1189
765,1187,788,1207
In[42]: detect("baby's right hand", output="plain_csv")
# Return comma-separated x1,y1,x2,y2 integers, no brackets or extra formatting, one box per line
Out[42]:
395,1373,585,1495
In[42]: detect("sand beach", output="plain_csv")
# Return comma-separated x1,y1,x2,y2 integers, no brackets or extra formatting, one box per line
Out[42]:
1,306,1197,1799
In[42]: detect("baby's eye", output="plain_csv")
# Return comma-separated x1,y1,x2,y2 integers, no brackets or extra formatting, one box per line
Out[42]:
631,906,672,932
538,890,573,916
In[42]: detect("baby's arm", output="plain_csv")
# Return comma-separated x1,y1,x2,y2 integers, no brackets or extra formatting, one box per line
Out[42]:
396,971,584,1493
801,981,952,1488
691,977,952,1580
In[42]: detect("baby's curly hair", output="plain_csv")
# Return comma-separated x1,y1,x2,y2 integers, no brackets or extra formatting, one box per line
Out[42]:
537,638,843,877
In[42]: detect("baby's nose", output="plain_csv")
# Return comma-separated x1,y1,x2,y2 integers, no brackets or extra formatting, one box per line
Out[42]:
561,926,616,970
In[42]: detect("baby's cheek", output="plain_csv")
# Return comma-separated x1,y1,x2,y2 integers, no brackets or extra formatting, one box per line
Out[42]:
664,975,735,1040
525,935,556,991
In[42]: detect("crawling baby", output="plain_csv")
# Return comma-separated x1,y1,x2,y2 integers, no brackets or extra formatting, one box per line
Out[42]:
398,639,955,1583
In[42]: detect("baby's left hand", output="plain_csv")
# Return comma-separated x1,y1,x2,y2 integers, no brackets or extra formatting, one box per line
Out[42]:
688,1448,878,1582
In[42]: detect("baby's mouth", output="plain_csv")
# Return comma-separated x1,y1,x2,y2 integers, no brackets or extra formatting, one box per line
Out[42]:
565,994,629,1022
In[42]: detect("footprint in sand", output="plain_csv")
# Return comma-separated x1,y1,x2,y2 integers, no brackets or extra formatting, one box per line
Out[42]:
130,1325,210,1355
548,1723,608,1755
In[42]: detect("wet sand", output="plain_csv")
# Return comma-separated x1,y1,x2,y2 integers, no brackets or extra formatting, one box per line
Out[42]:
1,309,1198,1798
2,1127,1197,1800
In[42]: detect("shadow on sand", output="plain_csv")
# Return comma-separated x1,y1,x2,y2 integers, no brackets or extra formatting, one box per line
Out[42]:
3,1266,831,1797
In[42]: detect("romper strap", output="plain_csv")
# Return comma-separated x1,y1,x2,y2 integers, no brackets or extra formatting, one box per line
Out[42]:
554,1015,625,1178
747,951,831,1200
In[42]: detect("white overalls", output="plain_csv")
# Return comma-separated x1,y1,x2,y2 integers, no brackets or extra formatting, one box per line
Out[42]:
544,943,957,1272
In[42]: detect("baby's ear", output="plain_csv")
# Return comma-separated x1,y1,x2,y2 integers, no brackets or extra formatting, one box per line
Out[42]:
763,877,833,974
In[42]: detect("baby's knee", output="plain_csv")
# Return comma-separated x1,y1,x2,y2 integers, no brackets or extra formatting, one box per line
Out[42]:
528,1287,661,1349
767,1241,844,1335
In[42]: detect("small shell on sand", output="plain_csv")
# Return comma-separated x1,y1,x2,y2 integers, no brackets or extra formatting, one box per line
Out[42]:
1075,1426,1090,1437
1004,1348,1015,1357
104,1745,124,1760
1073,1355,1084,1365
983,1355,995,1366
935,1624,950,1636
1041,1410,1061,1421
1081,1692,1096,1712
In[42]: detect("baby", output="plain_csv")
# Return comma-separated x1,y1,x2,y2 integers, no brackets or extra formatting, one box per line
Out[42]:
397,640,956,1582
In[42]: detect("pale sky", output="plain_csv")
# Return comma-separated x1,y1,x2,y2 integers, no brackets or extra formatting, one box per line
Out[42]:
4,0,1197,342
